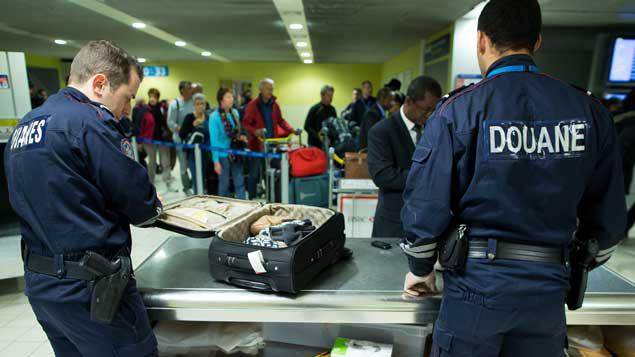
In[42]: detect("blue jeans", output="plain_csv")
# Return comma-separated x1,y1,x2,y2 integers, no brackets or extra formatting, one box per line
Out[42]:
187,151,207,195
29,279,157,357
248,157,264,199
219,157,246,199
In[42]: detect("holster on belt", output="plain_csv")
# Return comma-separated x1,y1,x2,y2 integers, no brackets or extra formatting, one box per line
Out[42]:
80,251,132,324
566,238,599,311
439,224,469,273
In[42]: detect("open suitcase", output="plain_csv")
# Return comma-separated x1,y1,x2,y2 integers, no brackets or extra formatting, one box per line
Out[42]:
154,196,348,294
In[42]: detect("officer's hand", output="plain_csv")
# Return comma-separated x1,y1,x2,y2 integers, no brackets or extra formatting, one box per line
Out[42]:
214,162,222,175
404,271,437,296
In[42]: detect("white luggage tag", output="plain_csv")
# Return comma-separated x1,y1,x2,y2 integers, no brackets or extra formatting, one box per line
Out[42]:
247,250,267,274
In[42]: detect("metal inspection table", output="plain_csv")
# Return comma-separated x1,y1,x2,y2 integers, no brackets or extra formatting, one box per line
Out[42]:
136,237,635,325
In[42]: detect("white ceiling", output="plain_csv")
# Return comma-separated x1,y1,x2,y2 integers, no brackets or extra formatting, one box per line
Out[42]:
0,0,632,63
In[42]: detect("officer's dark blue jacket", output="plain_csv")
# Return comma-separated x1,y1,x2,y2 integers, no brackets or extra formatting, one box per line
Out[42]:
401,55,626,279
4,87,161,301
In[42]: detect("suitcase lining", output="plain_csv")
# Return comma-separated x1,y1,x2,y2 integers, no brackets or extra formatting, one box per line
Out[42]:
160,197,259,233
218,204,335,244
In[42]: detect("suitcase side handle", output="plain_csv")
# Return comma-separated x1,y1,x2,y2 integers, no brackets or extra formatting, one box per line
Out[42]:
225,255,257,270
228,278,273,291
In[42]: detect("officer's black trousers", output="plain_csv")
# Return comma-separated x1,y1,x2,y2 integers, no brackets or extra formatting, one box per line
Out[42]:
28,279,158,357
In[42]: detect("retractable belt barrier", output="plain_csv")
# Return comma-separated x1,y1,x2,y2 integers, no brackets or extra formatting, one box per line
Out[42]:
135,138,283,160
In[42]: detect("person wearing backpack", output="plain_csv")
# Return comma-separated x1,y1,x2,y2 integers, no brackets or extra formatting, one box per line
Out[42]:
168,80,194,195
180,93,209,195
210,87,248,199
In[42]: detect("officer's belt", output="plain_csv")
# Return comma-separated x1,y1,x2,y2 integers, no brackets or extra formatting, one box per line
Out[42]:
24,246,130,281
26,253,97,280
468,240,563,264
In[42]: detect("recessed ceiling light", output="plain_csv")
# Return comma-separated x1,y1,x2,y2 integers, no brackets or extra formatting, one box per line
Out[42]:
296,41,308,48
54,39,67,45
301,52,311,57
132,22,146,29
175,41,186,47
138,58,147,63
303,59,313,64
289,23,303,30
201,51,212,57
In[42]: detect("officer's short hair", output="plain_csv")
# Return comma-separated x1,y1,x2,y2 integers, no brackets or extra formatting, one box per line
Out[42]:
69,40,143,90
320,85,334,96
478,0,542,53
178,81,192,94
406,76,442,102
361,80,372,88
376,87,394,101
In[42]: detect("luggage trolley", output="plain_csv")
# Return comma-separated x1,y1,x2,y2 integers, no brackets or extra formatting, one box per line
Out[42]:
262,129,303,203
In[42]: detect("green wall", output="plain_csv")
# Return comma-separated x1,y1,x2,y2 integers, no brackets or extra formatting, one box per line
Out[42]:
137,61,381,131
380,43,422,88
24,53,65,89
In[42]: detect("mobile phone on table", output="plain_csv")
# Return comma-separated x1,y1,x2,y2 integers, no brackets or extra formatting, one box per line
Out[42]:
371,240,392,250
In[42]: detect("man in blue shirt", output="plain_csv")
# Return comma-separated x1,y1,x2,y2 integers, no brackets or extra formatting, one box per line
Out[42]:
4,40,162,356
400,1,626,355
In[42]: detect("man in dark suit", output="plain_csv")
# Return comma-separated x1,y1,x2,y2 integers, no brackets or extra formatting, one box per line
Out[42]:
350,80,376,127
368,76,442,237
359,87,394,150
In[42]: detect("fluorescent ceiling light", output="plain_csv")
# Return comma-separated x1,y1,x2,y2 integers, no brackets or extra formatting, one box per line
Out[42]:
138,58,147,63
54,39,67,45
301,52,311,57
303,59,313,64
289,23,303,30
132,22,146,29
201,51,212,57
175,40,186,47
296,41,308,48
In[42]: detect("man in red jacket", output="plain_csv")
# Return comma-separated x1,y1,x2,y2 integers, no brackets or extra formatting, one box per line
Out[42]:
243,78,293,199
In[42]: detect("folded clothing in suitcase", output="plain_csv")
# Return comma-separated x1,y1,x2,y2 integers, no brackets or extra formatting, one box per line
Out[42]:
155,196,347,294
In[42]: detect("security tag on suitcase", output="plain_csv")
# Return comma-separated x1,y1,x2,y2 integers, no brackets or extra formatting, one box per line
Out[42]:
247,250,267,274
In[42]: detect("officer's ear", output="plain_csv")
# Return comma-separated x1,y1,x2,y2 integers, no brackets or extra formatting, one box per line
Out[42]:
477,31,487,56
92,74,108,98
533,33,543,53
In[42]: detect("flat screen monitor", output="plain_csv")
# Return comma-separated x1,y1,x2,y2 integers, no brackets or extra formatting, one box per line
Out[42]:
608,37,635,84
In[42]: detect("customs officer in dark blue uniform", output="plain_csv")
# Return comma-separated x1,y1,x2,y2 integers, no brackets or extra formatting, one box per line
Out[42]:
400,1,626,355
4,40,162,356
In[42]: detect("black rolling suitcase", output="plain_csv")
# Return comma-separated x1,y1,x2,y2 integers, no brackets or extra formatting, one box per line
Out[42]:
154,196,347,294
